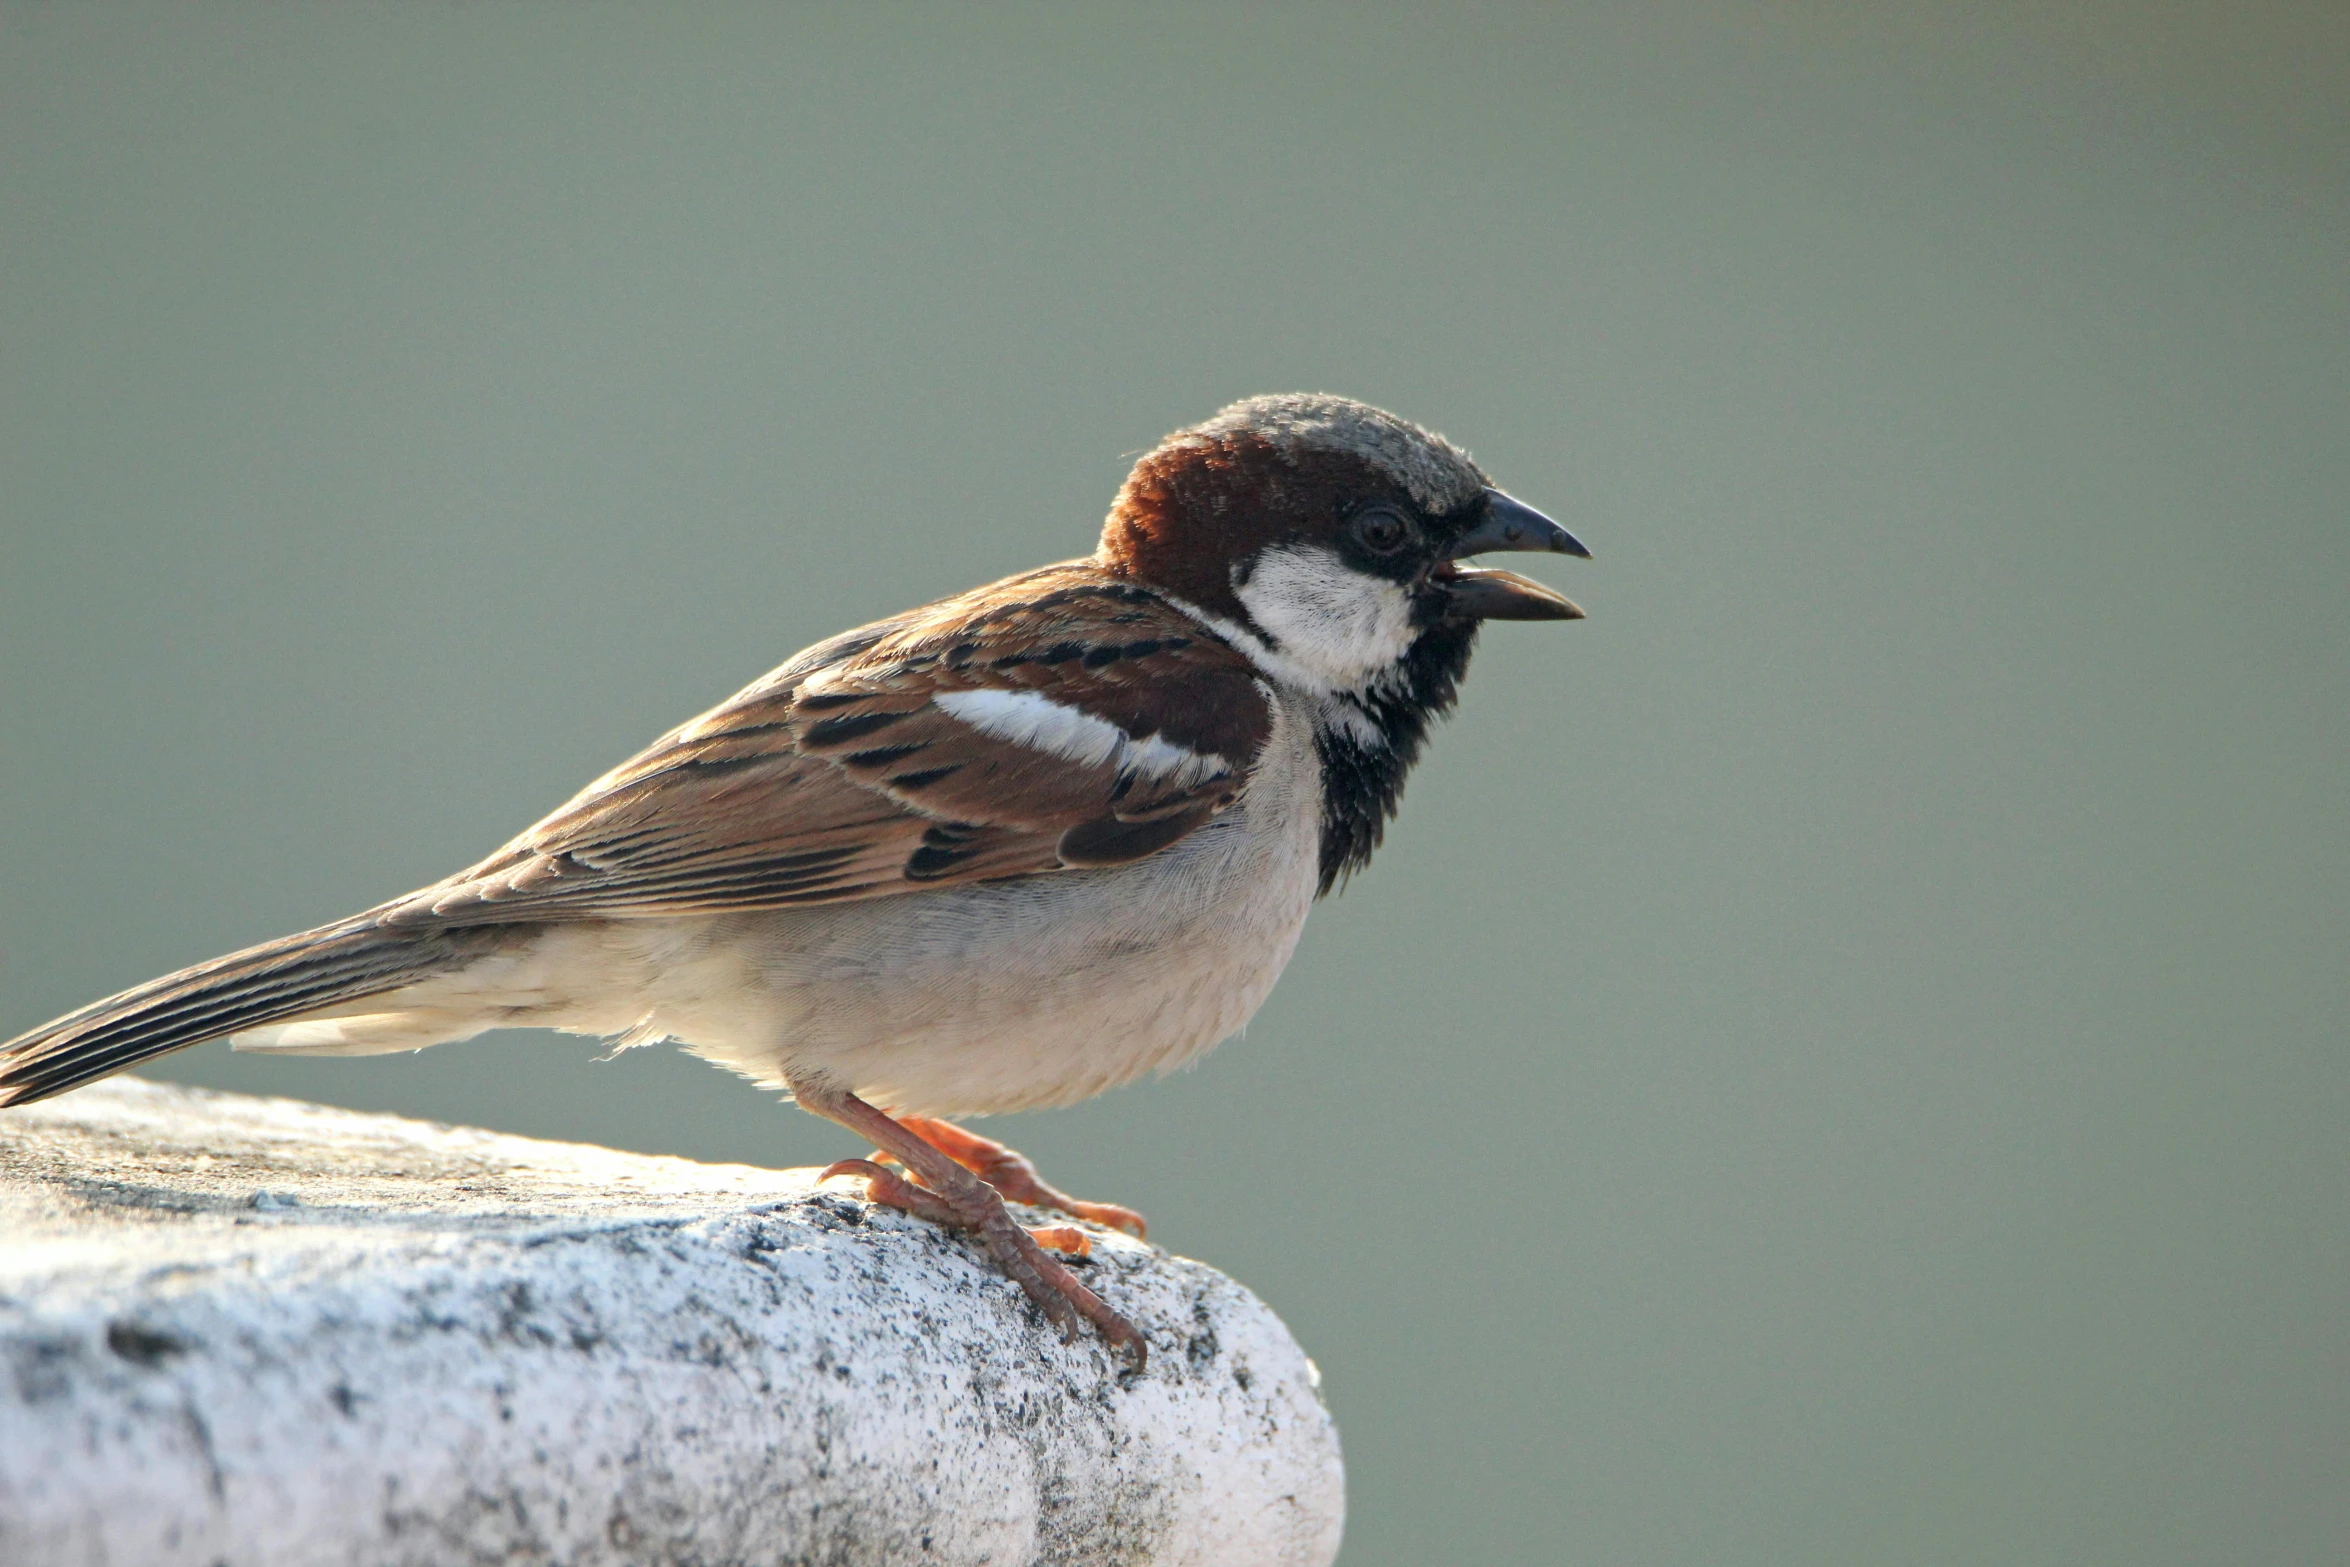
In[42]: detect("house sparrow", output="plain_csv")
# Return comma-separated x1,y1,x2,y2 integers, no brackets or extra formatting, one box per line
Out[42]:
0,394,1587,1367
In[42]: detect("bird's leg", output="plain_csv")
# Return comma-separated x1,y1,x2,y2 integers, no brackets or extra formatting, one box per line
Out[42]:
819,1156,1097,1258
797,1080,1146,1368
888,1114,1149,1239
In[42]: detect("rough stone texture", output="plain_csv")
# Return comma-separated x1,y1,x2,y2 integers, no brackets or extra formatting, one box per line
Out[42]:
0,1079,1343,1567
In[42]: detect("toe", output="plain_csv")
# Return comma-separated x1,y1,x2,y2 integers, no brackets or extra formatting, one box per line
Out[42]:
820,1158,959,1227
1065,1199,1147,1239
1027,1224,1092,1257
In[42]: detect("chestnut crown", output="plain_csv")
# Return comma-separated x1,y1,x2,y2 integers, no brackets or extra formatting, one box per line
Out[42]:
1099,394,1484,623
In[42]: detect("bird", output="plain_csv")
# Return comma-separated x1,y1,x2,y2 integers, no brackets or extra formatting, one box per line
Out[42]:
0,393,1588,1368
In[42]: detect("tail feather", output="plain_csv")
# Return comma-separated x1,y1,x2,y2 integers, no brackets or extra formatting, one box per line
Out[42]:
231,1010,501,1056
0,920,504,1107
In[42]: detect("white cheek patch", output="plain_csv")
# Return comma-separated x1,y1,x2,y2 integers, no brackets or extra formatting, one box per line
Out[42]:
1233,544,1418,694
931,687,1230,789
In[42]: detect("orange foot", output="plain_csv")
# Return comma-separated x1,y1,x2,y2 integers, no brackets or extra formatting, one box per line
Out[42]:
819,1158,1097,1257
799,1084,1146,1366
888,1115,1148,1239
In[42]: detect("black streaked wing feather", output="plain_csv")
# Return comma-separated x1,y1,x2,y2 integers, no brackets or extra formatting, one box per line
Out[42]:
384,562,1271,928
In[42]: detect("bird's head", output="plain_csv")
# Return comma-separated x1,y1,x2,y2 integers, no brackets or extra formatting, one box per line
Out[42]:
1098,393,1588,700
1100,393,1591,889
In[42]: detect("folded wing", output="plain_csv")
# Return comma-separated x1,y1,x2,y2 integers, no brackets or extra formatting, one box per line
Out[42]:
384,563,1273,927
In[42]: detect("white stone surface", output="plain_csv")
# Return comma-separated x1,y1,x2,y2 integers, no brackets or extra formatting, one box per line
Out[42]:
0,1079,1343,1567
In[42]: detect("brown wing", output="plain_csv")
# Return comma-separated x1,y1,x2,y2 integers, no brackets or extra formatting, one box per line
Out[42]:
381,563,1272,928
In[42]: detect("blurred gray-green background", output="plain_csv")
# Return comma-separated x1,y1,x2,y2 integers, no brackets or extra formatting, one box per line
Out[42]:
4,4,2346,1562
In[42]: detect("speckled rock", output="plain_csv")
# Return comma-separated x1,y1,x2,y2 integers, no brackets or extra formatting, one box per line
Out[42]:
0,1079,1343,1567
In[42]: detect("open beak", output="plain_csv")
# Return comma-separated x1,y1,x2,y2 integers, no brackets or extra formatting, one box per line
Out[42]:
1436,489,1590,621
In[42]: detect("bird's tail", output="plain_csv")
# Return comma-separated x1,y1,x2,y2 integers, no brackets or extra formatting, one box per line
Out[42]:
0,919,503,1107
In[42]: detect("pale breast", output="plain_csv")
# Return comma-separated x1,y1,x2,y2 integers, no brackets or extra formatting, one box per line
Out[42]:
620,697,1327,1117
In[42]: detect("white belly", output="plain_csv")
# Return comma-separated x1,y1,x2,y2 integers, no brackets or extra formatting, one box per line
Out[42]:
540,700,1326,1117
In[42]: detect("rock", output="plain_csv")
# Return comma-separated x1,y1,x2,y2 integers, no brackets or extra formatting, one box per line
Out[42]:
0,1078,1343,1567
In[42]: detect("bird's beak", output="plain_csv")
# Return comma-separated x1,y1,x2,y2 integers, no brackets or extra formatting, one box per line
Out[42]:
1436,489,1590,621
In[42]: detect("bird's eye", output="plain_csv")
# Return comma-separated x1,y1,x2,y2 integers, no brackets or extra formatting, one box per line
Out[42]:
1351,507,1411,555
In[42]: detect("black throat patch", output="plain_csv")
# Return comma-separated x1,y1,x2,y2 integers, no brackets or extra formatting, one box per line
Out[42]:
1311,618,1480,895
